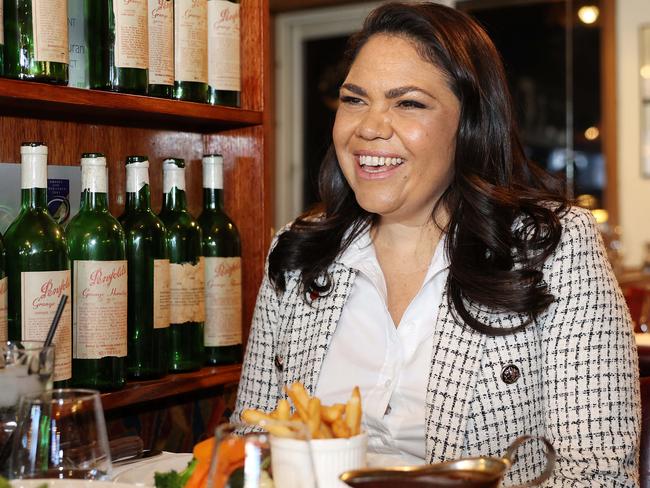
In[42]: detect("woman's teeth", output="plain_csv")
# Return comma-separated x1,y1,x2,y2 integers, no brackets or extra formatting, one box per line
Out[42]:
358,155,404,167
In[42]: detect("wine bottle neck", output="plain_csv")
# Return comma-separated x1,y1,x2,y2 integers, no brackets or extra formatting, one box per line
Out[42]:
21,188,48,210
80,162,109,211
163,187,188,211
203,188,224,210
126,185,152,211
80,191,109,211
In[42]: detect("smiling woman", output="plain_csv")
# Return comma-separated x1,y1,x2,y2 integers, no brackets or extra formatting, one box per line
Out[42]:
234,2,639,486
334,35,459,230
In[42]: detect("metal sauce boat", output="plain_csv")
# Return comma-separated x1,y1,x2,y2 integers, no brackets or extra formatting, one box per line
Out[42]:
340,435,556,488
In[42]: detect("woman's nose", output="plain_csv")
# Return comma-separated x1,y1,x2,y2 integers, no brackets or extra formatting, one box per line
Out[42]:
355,108,392,140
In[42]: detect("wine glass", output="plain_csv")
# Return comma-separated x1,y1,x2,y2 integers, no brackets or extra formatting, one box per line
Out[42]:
9,388,112,481
208,420,317,488
0,340,54,476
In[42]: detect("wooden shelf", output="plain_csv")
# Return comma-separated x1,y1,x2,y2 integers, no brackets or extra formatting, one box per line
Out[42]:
101,364,242,411
0,78,262,133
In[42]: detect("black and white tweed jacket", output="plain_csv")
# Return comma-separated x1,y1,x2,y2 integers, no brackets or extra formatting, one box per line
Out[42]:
233,206,640,487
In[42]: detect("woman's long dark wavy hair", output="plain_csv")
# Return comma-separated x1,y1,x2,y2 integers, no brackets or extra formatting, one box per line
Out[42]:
269,2,568,335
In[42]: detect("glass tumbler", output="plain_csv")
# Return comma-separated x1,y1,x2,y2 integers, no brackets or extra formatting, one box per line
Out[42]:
9,388,112,481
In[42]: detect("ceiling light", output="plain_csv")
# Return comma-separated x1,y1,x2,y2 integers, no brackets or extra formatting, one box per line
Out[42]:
578,6,599,24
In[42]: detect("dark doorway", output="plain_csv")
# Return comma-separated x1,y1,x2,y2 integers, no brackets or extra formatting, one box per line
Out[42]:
302,35,349,210
458,0,604,207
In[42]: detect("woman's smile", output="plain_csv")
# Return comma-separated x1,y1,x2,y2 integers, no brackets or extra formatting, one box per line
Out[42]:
355,152,405,179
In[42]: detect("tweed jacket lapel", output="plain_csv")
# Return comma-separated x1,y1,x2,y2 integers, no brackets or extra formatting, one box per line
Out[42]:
424,289,487,462
277,264,359,396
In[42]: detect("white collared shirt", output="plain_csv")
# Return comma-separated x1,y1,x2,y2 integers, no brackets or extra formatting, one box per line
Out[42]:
315,228,450,467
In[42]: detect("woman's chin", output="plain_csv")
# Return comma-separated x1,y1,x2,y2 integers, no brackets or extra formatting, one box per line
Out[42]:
354,196,403,218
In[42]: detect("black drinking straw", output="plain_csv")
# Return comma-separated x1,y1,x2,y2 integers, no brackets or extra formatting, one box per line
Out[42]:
44,294,68,348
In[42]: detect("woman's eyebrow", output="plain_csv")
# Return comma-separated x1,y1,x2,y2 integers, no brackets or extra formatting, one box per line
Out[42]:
385,86,434,99
340,83,367,96
340,83,433,99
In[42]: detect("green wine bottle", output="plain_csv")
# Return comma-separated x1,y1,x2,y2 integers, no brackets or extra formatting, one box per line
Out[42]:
86,0,148,94
148,0,174,98
3,0,69,84
119,156,170,380
0,234,7,342
0,3,4,76
173,0,208,102
158,158,204,372
198,154,242,365
67,153,127,391
5,143,72,386
207,0,241,107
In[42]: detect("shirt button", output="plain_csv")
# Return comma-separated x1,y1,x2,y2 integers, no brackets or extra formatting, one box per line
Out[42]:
384,379,391,388
501,364,521,384
384,404,392,416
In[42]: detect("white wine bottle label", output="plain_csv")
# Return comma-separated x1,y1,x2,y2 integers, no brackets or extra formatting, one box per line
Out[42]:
153,258,171,329
126,163,149,193
202,155,223,189
169,257,205,324
114,0,148,69
73,261,128,360
208,1,240,92
32,0,68,64
163,166,186,193
148,0,174,85
21,270,72,382
0,277,7,342
204,257,241,346
68,0,89,88
175,0,208,83
81,164,108,193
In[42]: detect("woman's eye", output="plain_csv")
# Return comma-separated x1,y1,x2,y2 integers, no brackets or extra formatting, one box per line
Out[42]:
340,95,364,105
397,99,426,109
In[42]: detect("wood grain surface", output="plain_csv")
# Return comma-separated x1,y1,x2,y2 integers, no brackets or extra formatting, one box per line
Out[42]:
101,365,242,411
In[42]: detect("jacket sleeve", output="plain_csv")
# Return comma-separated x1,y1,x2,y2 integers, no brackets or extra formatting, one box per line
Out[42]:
231,265,282,422
539,207,640,487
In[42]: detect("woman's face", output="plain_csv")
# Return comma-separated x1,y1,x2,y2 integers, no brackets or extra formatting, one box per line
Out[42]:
333,34,461,225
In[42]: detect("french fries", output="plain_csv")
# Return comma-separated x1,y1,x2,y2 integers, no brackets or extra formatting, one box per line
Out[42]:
241,382,363,440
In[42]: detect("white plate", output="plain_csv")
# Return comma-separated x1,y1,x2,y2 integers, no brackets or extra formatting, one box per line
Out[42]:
112,452,194,487
11,481,134,488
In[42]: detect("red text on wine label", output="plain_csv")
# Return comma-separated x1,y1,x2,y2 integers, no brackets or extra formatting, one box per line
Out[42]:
73,261,128,360
21,270,72,382
33,275,71,308
204,257,241,347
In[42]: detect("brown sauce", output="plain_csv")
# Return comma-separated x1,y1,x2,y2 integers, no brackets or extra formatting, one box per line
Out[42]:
342,470,500,488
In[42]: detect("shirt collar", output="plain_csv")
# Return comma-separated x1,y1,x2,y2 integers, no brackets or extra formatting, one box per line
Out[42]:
336,225,450,281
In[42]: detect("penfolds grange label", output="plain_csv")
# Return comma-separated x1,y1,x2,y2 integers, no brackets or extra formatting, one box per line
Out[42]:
21,270,72,382
0,277,7,342
73,261,128,360
148,0,174,85
204,257,241,346
32,0,68,64
207,0,240,92
175,0,208,83
169,257,205,324
114,0,148,69
153,258,171,329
